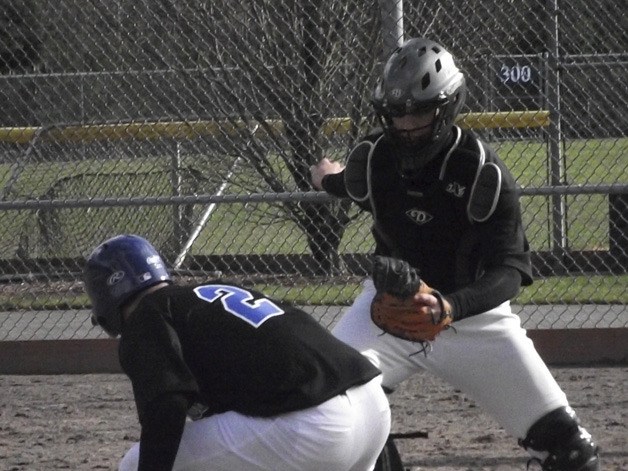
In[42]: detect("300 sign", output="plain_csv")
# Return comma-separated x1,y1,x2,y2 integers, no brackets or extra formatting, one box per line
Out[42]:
499,63,533,84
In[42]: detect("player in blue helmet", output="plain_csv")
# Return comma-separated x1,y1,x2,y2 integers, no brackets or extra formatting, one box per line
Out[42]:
83,234,391,471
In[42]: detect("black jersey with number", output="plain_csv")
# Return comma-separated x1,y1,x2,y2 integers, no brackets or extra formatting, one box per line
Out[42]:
118,283,380,425
324,127,532,295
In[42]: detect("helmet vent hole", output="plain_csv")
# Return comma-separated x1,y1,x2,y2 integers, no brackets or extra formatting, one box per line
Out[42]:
432,46,441,53
421,73,431,90
418,46,427,57
435,59,442,72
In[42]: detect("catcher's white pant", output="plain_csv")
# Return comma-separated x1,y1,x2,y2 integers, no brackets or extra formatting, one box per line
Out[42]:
332,279,569,440
118,375,390,471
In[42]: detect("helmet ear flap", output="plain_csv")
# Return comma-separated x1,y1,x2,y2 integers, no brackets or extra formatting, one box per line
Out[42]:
451,82,467,117
95,315,119,338
432,75,466,142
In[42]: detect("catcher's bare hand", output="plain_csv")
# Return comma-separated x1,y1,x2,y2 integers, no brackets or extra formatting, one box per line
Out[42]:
414,291,450,324
310,158,345,190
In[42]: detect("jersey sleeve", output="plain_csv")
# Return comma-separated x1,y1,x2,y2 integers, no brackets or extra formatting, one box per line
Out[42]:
119,305,199,425
476,163,533,286
137,393,189,471
446,265,523,320
321,171,349,197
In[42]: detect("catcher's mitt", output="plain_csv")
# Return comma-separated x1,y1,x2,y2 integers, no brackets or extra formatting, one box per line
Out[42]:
370,256,453,342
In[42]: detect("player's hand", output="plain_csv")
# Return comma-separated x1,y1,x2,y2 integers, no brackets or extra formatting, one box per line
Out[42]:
413,292,442,316
310,158,345,190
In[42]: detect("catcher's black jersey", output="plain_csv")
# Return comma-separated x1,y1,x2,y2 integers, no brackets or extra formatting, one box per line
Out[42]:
118,283,380,425
326,127,532,295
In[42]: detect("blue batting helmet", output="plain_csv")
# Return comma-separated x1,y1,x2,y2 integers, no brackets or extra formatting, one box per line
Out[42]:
83,234,171,337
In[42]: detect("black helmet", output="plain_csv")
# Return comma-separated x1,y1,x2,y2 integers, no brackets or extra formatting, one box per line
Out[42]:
83,234,171,337
372,38,467,176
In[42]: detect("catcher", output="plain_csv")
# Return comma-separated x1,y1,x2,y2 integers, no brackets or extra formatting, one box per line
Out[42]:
312,38,600,471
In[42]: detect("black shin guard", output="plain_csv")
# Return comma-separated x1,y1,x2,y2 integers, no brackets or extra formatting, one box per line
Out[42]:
519,407,600,471
374,436,404,471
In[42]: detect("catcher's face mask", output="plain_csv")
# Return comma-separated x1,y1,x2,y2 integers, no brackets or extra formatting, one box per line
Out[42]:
390,109,436,147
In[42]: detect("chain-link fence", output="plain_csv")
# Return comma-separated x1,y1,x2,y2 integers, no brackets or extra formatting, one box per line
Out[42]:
1,0,627,342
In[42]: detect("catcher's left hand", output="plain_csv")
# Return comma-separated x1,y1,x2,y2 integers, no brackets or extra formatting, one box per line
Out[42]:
370,256,453,342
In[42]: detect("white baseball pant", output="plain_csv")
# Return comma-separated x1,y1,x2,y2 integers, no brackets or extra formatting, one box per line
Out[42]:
118,375,390,471
332,279,569,439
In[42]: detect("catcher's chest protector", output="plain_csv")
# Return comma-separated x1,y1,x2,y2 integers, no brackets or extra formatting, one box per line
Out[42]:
437,127,502,223
371,128,501,234
347,127,502,225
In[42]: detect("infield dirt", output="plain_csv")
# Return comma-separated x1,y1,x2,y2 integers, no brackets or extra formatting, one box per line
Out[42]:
0,366,625,470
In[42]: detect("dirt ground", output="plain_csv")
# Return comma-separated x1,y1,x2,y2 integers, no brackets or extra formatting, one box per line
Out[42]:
0,366,625,471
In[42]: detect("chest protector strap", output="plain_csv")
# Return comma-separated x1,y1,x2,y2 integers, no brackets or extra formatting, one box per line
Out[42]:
344,135,383,202
439,127,502,223
468,161,501,222
344,135,400,256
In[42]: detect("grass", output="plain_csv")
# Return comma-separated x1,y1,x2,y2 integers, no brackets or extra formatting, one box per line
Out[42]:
1,274,626,312
513,275,628,305
0,137,626,309
1,138,625,257
493,138,627,251
258,275,628,306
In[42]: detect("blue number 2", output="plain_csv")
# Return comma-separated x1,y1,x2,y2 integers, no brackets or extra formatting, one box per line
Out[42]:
193,284,285,327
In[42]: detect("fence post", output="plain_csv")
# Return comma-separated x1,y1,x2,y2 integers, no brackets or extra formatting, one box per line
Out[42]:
377,0,403,59
170,141,184,257
546,0,567,260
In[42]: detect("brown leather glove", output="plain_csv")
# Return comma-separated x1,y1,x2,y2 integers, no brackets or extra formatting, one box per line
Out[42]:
370,256,452,342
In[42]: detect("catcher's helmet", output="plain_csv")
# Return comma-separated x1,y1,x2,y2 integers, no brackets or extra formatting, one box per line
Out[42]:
372,38,466,176
83,234,171,337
